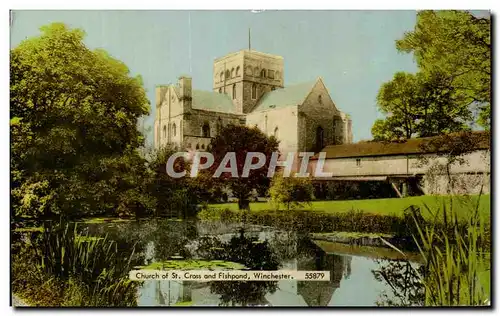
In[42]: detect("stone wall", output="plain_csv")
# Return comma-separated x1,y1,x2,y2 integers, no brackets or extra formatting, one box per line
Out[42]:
298,79,347,152
213,50,284,113
246,105,299,153
182,109,244,150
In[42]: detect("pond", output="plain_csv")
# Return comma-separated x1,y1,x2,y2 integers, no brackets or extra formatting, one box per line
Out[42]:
73,219,424,307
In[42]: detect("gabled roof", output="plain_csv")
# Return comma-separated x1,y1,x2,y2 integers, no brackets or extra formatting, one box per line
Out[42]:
252,80,318,112
312,131,490,160
192,90,239,114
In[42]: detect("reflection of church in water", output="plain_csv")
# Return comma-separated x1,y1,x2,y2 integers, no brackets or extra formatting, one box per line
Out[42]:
137,227,353,307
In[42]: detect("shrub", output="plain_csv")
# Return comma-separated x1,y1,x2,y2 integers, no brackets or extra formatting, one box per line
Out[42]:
269,173,314,211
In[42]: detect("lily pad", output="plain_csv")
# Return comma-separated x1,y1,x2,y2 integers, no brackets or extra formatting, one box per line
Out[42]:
13,227,44,233
135,259,246,270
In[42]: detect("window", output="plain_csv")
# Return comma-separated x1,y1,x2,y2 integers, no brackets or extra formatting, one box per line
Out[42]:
163,125,167,138
276,71,281,80
260,69,267,78
318,94,322,104
274,126,279,138
251,83,257,99
316,126,324,151
254,67,259,77
202,123,210,138
196,144,200,150
231,68,235,78
220,72,224,82
236,66,240,76
225,70,230,80
356,158,361,167
201,144,205,150
232,84,236,100
172,123,176,137
219,88,222,93
268,70,275,79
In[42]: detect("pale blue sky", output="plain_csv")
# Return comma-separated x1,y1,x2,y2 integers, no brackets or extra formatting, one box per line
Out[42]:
10,10,421,144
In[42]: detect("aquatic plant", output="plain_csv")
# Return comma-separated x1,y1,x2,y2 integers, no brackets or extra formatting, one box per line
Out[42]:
12,221,140,306
381,194,490,306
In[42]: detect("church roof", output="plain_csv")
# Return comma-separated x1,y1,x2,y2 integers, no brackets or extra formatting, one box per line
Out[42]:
191,90,239,114
252,80,318,112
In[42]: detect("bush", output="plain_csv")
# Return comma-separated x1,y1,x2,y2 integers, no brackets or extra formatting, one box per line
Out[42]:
269,173,314,211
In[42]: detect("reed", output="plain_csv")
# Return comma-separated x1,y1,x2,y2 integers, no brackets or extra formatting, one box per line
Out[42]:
383,193,490,306
14,220,139,306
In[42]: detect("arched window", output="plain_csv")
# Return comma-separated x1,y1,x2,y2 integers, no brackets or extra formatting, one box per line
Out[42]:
219,88,222,93
196,144,200,150
260,69,267,78
225,70,230,80
274,126,279,138
232,84,236,100
220,72,224,82
202,123,210,138
231,68,235,78
318,94,322,104
172,123,176,137
251,84,257,99
201,144,205,150
163,125,167,138
236,66,240,76
316,126,324,151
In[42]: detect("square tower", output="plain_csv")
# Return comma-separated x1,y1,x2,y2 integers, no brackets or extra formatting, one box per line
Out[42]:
213,50,284,114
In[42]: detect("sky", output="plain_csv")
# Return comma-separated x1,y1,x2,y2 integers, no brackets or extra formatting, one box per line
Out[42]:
10,10,421,144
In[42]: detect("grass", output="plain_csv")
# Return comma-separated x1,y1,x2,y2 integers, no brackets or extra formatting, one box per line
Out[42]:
208,195,490,222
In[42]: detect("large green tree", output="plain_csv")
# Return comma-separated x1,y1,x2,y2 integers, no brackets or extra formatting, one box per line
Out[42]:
396,10,491,129
372,71,472,141
208,125,279,210
372,72,472,140
11,23,152,218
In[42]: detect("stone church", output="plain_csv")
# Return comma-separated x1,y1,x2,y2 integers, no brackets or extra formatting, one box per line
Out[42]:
154,49,353,156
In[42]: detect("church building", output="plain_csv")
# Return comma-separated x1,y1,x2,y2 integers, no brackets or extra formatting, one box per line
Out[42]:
154,49,353,156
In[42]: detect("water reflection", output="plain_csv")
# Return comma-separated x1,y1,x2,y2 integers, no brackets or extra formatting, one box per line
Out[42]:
372,260,425,306
18,220,422,307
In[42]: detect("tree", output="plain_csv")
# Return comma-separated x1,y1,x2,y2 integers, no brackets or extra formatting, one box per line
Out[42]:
208,125,279,210
146,145,199,218
10,23,152,219
269,173,314,211
396,10,491,129
373,72,420,140
372,71,471,141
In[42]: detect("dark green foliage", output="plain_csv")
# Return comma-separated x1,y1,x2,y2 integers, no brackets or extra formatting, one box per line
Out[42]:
208,124,280,210
196,230,280,306
146,145,196,218
10,23,153,219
